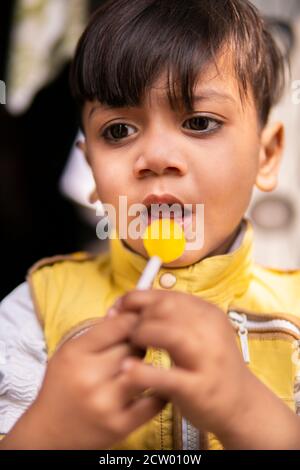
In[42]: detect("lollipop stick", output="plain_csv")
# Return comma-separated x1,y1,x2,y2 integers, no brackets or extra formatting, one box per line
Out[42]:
136,256,162,290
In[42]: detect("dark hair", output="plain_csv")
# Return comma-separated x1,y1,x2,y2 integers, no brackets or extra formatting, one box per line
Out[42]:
70,0,286,128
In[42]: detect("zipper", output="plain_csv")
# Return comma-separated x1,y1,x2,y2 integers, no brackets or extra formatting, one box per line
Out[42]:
181,312,300,450
182,418,200,450
228,310,300,363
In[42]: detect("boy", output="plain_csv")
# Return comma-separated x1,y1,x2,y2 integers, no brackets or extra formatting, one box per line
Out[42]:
1,0,300,450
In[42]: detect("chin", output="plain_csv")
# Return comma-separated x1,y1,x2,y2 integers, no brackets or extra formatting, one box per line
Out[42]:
160,249,207,268
131,239,208,268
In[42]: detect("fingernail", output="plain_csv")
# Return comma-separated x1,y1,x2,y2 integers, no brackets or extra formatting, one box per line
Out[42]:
106,307,118,318
114,297,123,309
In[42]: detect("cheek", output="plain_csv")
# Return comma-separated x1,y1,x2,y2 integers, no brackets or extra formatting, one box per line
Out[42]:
191,135,259,216
89,152,129,204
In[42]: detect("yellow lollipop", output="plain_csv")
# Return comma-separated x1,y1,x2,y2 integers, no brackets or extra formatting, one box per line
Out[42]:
143,218,186,263
136,218,186,290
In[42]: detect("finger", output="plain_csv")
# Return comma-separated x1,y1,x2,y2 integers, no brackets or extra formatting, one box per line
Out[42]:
135,301,183,322
119,395,167,433
116,298,186,330
116,289,166,313
108,371,156,408
120,357,188,400
129,320,200,369
95,343,146,380
74,313,139,353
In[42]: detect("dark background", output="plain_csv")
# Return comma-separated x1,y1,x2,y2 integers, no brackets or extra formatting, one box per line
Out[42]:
0,1,102,299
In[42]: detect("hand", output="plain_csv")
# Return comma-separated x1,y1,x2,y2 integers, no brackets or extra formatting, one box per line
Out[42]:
1,313,166,450
112,290,255,440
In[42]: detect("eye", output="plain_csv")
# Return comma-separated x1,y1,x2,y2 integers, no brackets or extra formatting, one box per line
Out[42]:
183,116,222,134
101,123,136,142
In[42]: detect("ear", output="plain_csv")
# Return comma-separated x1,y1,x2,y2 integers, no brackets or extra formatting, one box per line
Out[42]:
76,139,90,166
255,122,285,192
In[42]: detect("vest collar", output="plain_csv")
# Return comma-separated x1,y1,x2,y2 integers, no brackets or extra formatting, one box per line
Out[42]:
109,218,253,309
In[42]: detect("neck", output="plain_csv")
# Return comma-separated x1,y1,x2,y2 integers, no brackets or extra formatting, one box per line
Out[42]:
206,221,243,258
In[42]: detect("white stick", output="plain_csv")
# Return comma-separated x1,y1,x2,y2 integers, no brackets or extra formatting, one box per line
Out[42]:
136,256,162,290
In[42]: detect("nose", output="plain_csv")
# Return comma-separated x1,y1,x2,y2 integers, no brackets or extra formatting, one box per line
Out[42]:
133,136,188,179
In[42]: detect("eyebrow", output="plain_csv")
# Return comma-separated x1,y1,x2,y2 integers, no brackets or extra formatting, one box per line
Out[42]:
88,89,236,119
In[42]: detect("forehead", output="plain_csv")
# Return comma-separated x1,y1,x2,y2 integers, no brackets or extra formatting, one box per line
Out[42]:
144,58,241,109
84,50,253,120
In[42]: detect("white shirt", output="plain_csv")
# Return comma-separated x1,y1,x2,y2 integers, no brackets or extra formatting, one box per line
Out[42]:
0,282,47,434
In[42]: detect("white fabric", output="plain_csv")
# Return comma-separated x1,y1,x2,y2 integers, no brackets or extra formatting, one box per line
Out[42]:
0,283,47,434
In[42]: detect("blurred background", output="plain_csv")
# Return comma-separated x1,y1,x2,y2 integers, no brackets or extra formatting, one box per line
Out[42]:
0,0,300,300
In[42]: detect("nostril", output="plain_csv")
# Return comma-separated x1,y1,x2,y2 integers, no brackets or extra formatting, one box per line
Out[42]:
166,166,180,174
137,169,153,178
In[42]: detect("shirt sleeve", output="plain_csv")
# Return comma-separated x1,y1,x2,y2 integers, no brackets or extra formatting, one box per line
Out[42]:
0,282,47,435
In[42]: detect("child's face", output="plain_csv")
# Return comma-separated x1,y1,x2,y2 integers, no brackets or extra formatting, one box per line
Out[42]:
81,53,284,267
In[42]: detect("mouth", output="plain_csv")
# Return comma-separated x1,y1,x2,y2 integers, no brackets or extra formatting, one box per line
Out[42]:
141,193,193,230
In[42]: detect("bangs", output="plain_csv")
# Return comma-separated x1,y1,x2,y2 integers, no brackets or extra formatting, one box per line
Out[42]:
70,0,285,125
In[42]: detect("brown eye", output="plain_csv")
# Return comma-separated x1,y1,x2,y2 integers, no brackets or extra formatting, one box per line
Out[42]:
102,123,135,141
184,116,221,133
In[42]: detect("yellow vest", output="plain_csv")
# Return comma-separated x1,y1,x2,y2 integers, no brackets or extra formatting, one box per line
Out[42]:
26,219,300,450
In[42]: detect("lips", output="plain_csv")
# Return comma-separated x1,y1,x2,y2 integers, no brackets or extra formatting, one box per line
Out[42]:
142,193,185,207
141,193,193,230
